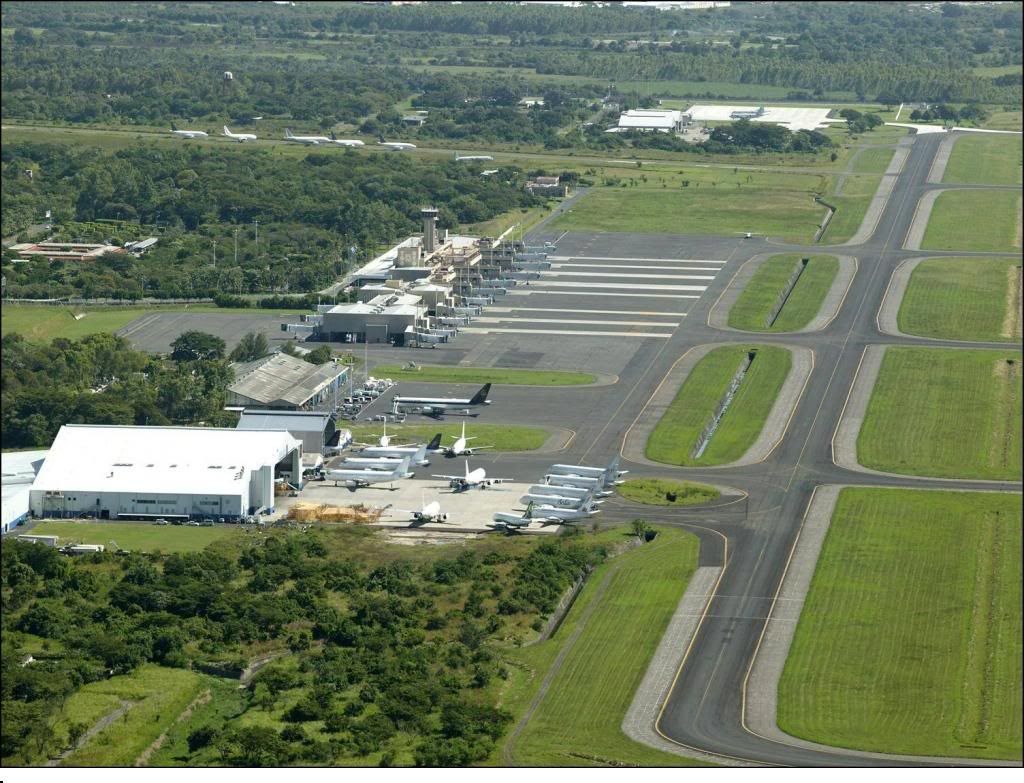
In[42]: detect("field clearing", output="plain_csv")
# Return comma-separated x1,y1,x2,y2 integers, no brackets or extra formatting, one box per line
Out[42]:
922,190,1022,253
898,257,1021,342
501,527,706,766
981,111,1023,131
728,254,839,332
0,304,306,343
617,478,720,506
943,135,1023,186
779,488,1022,760
371,364,596,386
647,345,791,466
30,521,243,553
858,347,1023,480
346,423,548,452
551,186,824,242
57,665,209,766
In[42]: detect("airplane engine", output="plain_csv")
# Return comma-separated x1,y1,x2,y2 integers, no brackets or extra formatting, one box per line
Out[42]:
441,514,448,521
485,480,493,487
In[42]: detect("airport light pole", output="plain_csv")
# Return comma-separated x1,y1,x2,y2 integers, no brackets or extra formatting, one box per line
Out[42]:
234,228,239,266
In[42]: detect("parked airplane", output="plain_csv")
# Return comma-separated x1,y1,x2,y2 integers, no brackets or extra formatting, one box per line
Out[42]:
455,151,494,161
519,492,602,509
493,501,557,530
393,384,492,417
330,132,365,147
170,123,208,139
547,457,627,486
325,456,412,488
222,126,257,142
433,461,512,492
284,128,332,145
530,501,600,522
377,136,417,151
439,421,492,458
396,497,448,524
543,473,612,493
341,456,407,470
355,422,392,448
527,484,595,500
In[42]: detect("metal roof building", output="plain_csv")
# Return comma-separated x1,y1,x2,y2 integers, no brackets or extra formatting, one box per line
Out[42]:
236,409,336,455
2,450,47,535
609,109,689,133
28,425,302,521
227,353,348,410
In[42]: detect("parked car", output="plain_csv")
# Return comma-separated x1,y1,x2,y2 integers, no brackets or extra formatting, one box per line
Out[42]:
185,521,201,527
154,518,169,526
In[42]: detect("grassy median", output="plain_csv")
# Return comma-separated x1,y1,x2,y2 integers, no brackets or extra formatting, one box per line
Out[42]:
728,254,840,332
898,257,1022,342
779,488,1022,760
500,527,705,766
858,347,1022,480
617,478,721,507
647,345,791,466
371,364,596,386
921,190,1021,253
942,134,1023,186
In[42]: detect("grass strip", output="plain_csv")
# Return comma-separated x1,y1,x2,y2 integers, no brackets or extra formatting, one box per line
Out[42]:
30,521,242,554
617,478,720,507
921,190,1021,253
728,254,839,332
942,135,1023,186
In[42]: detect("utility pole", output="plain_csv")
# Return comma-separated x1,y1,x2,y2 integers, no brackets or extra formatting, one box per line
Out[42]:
212,239,217,268
253,219,259,261
234,228,239,266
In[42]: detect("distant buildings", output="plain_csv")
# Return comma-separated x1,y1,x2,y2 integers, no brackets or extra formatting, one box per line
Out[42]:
526,175,571,197
8,242,124,262
609,108,690,133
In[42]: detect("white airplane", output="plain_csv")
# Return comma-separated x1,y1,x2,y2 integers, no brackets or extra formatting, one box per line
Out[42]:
284,128,332,145
341,456,407,470
544,473,612,493
222,126,257,142
377,136,417,151
493,501,553,530
324,456,413,488
531,501,600,522
519,492,602,509
433,461,513,492
393,384,492,417
547,457,628,486
330,132,365,147
440,421,493,458
528,484,594,501
396,496,448,524
170,123,208,139
355,422,392,448
455,151,494,161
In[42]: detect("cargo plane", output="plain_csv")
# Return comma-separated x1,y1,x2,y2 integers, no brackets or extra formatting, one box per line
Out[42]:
392,384,492,417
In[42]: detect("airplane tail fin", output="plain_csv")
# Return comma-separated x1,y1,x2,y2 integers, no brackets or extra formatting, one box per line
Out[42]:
427,432,442,451
524,501,534,519
378,134,386,143
393,456,412,477
171,122,179,131
222,126,231,136
469,383,491,406
285,128,293,138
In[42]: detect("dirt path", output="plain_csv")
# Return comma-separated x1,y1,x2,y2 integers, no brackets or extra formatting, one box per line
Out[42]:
1001,264,1022,340
133,689,212,767
239,650,289,686
502,563,619,765
47,699,134,767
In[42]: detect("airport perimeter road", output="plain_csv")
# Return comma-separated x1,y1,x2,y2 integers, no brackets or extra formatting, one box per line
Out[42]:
521,131,1023,767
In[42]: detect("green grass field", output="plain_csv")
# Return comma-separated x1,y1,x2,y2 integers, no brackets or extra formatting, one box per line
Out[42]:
898,257,1021,342
820,171,883,243
779,488,1022,760
347,423,548,452
371,364,596,386
921,190,1022,253
647,345,792,466
850,146,896,174
981,111,1023,132
550,184,826,242
30,521,243,553
858,347,1023,480
942,135,1023,186
501,527,706,766
617,478,720,507
56,665,210,766
728,254,840,332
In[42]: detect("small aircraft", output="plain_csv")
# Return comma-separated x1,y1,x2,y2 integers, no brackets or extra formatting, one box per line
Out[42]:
454,151,494,161
440,421,493,458
330,132,365,147
396,496,448,524
324,456,413,489
393,384,492,417
222,126,257,142
377,136,417,151
433,460,513,492
284,128,332,145
170,123,208,139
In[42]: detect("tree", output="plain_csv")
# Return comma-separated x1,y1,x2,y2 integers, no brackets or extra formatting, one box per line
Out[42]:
631,519,650,539
229,332,270,362
170,331,225,362
304,345,333,365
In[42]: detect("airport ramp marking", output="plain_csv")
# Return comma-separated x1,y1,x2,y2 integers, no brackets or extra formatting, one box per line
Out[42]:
472,317,679,328
459,327,671,338
529,280,708,292
507,290,701,300
543,271,716,281
548,255,727,264
486,307,683,317
550,263,723,273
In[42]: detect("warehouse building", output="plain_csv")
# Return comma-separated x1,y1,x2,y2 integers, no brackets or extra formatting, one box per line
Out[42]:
2,450,47,535
227,352,348,410
236,409,337,455
609,108,690,133
319,293,428,344
28,425,302,521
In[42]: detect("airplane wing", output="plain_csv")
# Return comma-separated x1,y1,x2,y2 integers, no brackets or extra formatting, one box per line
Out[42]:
488,477,515,484
469,444,493,451
431,474,462,481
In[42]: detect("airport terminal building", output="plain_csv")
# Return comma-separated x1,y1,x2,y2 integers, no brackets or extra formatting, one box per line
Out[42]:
28,425,302,521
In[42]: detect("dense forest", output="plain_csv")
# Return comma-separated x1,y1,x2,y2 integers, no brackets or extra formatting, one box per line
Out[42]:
2,527,609,765
1,142,539,299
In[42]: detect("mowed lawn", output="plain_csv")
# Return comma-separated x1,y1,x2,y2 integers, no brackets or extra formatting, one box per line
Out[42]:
372,364,596,386
617,478,720,507
647,345,791,466
30,521,242,553
728,254,839,331
858,347,1023,480
347,423,548,451
942,134,1023,186
0,306,150,342
850,146,895,175
550,183,825,243
898,257,1022,342
779,488,1022,760
821,172,882,243
504,528,706,766
921,190,1021,253
56,665,210,766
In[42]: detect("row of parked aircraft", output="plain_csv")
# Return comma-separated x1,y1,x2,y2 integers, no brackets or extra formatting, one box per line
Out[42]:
169,123,418,151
